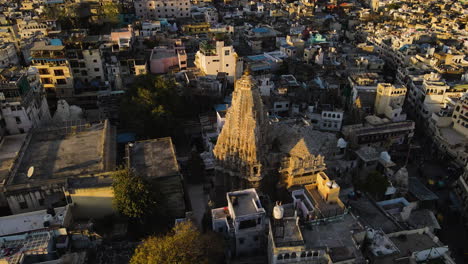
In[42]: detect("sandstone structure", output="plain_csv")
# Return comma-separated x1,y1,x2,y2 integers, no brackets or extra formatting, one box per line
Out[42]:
213,69,268,189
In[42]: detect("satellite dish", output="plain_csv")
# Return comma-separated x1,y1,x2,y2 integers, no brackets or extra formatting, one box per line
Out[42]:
27,166,34,178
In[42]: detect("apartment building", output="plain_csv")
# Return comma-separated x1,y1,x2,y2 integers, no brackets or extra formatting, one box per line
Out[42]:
212,188,267,256
30,40,74,99
134,0,191,19
375,83,407,121
195,40,242,83
0,67,51,135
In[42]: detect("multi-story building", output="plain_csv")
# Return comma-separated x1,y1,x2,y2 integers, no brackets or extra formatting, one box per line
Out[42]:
454,166,468,225
195,40,242,83
127,137,186,218
17,19,49,39
212,188,267,257
149,39,187,74
134,0,191,19
0,67,51,135
0,42,19,68
30,40,74,100
374,83,407,121
320,110,344,131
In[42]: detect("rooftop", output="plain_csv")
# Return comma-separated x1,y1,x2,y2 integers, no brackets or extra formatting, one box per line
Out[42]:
271,217,304,248
0,206,69,237
8,121,113,188
0,134,27,185
227,188,264,218
302,214,364,261
128,137,180,179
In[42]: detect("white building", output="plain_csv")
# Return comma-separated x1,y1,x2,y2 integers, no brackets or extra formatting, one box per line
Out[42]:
212,188,267,256
134,0,191,19
319,110,344,131
0,67,51,135
140,20,162,36
375,83,407,121
0,43,19,68
195,40,243,83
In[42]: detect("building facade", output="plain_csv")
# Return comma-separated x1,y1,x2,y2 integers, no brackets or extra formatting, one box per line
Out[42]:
134,0,191,19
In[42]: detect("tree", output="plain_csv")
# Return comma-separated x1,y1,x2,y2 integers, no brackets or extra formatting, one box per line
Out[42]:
130,221,224,264
98,2,120,24
362,171,389,200
119,75,188,138
112,169,158,219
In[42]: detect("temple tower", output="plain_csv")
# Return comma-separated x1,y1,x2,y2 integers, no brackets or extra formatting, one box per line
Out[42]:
213,69,268,190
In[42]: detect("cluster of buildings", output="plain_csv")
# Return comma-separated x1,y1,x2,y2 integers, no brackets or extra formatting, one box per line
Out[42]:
0,0,465,263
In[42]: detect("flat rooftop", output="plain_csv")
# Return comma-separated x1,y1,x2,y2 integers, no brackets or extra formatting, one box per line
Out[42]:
0,206,69,237
302,214,364,262
9,122,111,187
128,137,180,179
0,231,53,264
151,47,176,60
272,217,304,247
227,189,263,217
0,134,27,184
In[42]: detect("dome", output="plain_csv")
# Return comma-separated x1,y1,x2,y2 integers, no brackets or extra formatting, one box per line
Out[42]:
380,151,392,163
337,138,347,148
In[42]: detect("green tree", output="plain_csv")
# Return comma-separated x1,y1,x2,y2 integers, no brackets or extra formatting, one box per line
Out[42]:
119,75,187,138
363,171,389,200
112,169,157,219
130,221,224,264
98,2,120,24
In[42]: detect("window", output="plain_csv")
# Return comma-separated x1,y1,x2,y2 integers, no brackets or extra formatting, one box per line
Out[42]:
19,128,25,134
54,69,64,76
226,64,229,67
19,201,28,209
225,50,230,56
93,59,97,63
239,219,257,229
56,79,67,85
15,116,21,124
94,68,100,72
291,252,297,258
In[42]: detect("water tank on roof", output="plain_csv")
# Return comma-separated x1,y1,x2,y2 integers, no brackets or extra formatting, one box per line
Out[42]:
43,214,53,223
326,181,333,188
273,202,284,220
332,182,339,189
380,151,392,163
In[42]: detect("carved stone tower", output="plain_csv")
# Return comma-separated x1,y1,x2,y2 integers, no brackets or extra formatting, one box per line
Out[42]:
213,69,268,190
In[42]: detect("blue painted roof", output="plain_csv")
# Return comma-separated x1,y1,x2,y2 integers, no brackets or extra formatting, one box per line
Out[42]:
214,104,229,112
50,39,63,46
253,27,269,33
248,55,266,61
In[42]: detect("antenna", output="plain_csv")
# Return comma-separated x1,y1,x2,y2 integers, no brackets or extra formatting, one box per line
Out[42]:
27,166,34,178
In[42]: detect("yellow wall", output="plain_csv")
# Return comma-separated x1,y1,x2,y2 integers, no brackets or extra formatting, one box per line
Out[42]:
70,186,115,219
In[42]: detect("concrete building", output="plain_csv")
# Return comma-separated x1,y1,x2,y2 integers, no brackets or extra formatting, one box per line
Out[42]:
127,137,186,218
134,0,191,19
212,188,267,257
30,40,74,99
17,19,49,39
374,83,407,121
319,110,344,131
1,120,116,214
0,67,51,135
140,20,162,37
195,40,243,83
267,184,365,264
342,115,415,148
149,40,187,74
0,43,19,68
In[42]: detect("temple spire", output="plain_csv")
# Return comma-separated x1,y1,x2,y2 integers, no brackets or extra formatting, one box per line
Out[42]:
213,70,267,188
